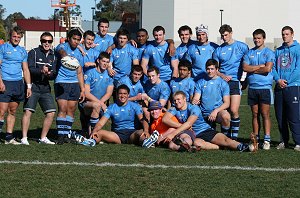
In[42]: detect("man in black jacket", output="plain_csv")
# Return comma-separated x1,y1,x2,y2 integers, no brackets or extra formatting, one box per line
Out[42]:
21,32,57,145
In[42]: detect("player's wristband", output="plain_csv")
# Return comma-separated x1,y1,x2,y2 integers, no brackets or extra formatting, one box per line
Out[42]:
27,84,32,89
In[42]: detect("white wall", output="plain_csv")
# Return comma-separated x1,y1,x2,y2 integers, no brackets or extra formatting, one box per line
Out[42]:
142,0,300,48
141,0,174,40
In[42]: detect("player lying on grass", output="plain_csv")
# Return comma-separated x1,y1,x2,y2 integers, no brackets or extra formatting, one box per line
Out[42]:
163,91,253,152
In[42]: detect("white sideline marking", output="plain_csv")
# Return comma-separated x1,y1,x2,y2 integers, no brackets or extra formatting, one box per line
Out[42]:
0,160,299,172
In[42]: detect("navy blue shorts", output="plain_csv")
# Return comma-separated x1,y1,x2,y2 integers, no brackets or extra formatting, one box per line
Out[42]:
228,81,241,95
173,130,196,142
248,88,273,105
114,129,137,144
24,91,56,113
54,83,80,101
196,128,218,142
0,80,25,102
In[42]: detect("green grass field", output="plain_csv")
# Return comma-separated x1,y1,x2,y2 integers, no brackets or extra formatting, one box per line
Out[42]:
0,91,299,198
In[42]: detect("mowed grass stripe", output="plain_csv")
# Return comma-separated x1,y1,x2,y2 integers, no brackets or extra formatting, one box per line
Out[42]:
1,160,300,172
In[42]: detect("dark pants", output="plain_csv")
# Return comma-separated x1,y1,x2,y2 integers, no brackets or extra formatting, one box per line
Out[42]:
274,86,300,145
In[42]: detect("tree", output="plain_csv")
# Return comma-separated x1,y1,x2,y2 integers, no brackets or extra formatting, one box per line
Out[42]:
4,12,25,32
95,0,139,21
0,22,6,40
0,4,5,22
70,5,82,16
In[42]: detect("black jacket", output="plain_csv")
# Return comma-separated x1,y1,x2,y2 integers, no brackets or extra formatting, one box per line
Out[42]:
27,46,57,93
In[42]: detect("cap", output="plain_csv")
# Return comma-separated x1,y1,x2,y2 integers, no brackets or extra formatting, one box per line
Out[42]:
148,101,163,111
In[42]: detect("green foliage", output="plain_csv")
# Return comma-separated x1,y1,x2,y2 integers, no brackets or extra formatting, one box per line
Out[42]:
0,22,6,40
4,12,25,32
95,0,139,21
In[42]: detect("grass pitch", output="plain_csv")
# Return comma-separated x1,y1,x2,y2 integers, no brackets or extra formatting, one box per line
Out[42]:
0,91,299,198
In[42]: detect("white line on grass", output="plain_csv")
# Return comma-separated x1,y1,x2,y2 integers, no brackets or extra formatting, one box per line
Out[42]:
0,160,299,172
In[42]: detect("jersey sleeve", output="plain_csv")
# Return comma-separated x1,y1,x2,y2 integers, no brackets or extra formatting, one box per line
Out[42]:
194,80,203,95
84,70,92,85
103,105,113,119
221,80,230,96
142,45,152,60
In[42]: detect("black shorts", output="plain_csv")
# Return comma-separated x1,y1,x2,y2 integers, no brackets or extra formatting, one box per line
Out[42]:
114,129,137,144
0,80,25,102
196,128,218,142
248,88,273,106
54,83,80,101
228,81,241,95
24,92,56,113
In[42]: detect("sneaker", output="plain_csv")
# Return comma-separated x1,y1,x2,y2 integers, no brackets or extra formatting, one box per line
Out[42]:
174,137,192,152
142,130,159,148
5,138,21,145
294,145,300,152
276,142,285,150
39,137,55,145
21,137,30,145
263,141,271,150
80,138,96,147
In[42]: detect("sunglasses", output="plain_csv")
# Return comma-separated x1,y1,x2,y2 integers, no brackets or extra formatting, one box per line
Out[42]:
41,39,53,44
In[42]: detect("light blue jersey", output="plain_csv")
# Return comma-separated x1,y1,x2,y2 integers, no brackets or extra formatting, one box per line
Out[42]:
170,77,195,102
173,40,197,61
110,44,139,81
0,42,27,81
185,42,219,79
93,34,114,53
213,41,248,81
104,101,143,131
82,45,99,73
168,103,211,135
117,76,144,98
144,80,171,101
273,40,300,87
142,42,174,81
84,68,113,100
55,42,84,83
195,76,230,117
243,47,275,89
137,42,148,61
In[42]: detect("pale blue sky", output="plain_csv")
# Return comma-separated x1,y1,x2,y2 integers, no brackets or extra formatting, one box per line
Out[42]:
1,0,97,20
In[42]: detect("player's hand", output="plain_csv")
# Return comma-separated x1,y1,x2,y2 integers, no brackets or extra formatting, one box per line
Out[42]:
168,43,176,57
163,133,175,143
208,110,218,122
106,46,113,54
79,91,85,103
107,67,116,76
26,88,32,98
278,79,287,89
191,99,200,105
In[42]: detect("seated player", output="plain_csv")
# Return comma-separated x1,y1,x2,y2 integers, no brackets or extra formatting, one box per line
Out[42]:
80,52,113,135
143,101,195,152
77,84,149,146
142,66,171,121
192,59,231,136
163,91,253,152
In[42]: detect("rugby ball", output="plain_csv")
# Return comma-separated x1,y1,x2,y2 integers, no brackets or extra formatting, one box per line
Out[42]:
61,56,80,70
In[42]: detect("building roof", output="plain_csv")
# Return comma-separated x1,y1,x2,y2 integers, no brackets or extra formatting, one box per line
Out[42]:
16,19,66,32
